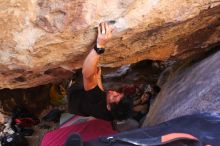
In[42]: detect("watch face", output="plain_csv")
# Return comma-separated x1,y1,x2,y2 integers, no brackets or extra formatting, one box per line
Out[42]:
94,45,105,54
98,48,105,54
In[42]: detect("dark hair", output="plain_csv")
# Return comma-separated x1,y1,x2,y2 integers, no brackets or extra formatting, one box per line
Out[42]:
109,94,133,121
152,85,161,94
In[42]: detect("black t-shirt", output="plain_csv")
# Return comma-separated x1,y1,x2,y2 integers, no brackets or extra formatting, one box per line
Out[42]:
68,85,113,121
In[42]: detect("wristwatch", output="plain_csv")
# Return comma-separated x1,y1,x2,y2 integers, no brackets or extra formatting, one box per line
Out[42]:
94,44,105,55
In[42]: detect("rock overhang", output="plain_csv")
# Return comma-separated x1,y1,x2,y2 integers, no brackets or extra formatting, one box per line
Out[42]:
0,0,219,89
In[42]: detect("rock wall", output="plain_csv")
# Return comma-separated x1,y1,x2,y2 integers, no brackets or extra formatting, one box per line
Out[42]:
143,50,220,126
0,0,220,89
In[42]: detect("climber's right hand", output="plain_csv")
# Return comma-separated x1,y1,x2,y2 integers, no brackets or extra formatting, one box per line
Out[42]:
96,22,114,48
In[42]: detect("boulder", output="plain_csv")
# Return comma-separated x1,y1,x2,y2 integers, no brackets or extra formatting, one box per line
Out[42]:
0,0,220,89
143,50,220,126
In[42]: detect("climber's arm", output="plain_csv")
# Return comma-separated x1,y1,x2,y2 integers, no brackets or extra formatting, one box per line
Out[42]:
82,49,100,90
82,22,113,90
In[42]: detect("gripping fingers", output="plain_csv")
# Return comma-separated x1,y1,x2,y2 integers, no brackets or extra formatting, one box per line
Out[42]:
101,22,106,34
96,22,113,47
98,23,101,35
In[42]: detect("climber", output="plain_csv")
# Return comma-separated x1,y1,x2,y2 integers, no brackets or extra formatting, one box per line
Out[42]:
67,22,133,121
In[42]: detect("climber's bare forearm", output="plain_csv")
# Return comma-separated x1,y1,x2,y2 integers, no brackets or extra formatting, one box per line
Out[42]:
82,22,114,90
82,49,100,79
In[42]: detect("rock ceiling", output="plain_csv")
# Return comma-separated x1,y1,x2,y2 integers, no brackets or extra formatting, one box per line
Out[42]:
0,0,219,89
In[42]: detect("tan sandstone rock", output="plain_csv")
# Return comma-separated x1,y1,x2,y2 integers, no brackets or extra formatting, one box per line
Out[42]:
0,0,220,89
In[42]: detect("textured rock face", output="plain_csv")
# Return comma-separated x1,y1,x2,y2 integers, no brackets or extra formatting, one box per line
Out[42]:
143,50,220,126
0,0,220,89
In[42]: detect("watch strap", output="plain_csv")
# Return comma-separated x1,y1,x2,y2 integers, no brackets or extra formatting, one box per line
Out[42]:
94,44,105,54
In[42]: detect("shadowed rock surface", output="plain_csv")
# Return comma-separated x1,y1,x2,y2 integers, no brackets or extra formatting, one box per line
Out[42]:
0,0,220,89
143,49,220,126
